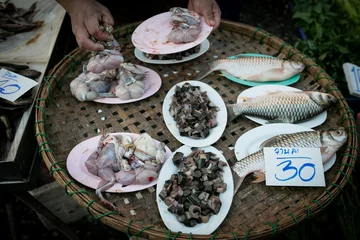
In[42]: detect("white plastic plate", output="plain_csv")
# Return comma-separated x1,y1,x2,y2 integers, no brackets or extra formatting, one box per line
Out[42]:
134,39,210,65
163,80,227,147
156,145,234,234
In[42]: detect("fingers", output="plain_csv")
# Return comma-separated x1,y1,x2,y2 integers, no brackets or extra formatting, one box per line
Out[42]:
211,2,221,30
66,0,115,51
201,3,216,27
84,15,113,42
75,27,104,51
188,0,222,30
101,9,115,27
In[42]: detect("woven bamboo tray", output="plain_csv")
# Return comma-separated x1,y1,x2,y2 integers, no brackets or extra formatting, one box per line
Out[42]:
35,20,358,239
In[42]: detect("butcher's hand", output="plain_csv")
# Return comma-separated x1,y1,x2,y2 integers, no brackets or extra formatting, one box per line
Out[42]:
56,0,114,51
188,0,221,30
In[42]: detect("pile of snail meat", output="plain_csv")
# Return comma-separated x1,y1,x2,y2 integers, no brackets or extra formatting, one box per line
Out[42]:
144,45,200,60
169,83,219,139
158,148,228,227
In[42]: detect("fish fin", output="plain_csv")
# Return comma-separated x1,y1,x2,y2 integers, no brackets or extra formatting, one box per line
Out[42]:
320,146,329,155
194,61,214,80
245,68,286,82
244,74,262,81
265,119,287,124
251,172,265,183
237,96,252,103
259,135,280,148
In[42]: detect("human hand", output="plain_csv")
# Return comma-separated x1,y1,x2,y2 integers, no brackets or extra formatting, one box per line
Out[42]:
56,0,114,51
188,0,221,30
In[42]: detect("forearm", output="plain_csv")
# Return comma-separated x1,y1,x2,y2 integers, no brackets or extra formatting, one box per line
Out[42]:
56,0,93,13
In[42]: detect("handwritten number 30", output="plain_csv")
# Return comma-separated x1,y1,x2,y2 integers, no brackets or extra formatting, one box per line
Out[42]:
275,160,316,182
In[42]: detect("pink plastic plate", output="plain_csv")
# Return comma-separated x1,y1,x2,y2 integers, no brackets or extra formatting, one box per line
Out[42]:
131,12,213,54
66,132,173,193
94,65,162,104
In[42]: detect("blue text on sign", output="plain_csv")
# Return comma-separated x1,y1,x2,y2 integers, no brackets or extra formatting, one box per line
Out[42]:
0,70,21,94
351,65,360,92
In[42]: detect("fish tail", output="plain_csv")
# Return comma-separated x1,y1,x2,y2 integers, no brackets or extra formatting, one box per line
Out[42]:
232,171,245,195
194,61,214,80
226,103,243,123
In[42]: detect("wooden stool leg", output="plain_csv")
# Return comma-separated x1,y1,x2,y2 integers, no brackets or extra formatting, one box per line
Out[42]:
14,191,79,240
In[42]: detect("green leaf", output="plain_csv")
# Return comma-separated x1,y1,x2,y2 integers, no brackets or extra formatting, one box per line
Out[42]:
314,2,323,14
336,45,350,53
307,40,317,50
315,20,323,40
318,52,328,61
293,12,313,24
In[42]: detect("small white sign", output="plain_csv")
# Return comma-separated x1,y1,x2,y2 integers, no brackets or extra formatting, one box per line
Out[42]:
264,147,325,187
0,68,38,102
343,62,360,98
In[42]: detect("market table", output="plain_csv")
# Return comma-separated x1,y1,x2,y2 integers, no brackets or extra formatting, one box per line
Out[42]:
34,20,358,239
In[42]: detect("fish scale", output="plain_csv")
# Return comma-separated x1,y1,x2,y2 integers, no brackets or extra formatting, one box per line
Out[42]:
232,129,347,193
211,57,284,73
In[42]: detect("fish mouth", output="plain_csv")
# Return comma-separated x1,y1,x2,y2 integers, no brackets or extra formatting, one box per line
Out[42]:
290,61,305,72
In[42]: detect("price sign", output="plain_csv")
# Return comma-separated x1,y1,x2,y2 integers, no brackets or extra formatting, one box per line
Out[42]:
0,68,38,102
264,147,325,187
343,62,360,98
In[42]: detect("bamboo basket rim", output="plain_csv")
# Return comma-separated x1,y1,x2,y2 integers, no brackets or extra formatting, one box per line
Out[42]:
34,19,358,239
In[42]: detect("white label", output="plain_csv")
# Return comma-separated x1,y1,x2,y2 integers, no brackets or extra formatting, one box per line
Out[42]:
343,62,360,98
0,68,38,102
264,147,325,187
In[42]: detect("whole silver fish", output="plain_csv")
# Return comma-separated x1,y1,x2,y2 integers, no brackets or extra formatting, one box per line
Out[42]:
227,91,337,123
194,56,305,82
232,128,347,193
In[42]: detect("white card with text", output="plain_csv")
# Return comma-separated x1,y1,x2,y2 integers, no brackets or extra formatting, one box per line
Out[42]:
343,62,360,98
264,147,325,187
0,68,38,102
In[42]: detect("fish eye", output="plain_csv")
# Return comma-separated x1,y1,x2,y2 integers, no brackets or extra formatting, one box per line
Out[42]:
336,130,343,135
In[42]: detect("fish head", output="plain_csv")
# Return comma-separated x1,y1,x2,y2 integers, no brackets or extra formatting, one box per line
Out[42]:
322,128,348,148
308,92,337,107
289,61,305,73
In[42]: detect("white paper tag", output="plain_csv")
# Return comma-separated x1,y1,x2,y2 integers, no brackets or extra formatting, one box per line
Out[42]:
0,68,38,102
343,62,360,98
264,147,325,187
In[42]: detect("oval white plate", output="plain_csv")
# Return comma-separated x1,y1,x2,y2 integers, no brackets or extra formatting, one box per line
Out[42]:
163,80,227,147
94,65,162,104
131,11,213,55
66,132,172,193
237,84,327,128
234,123,336,172
134,39,210,65
156,145,234,234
